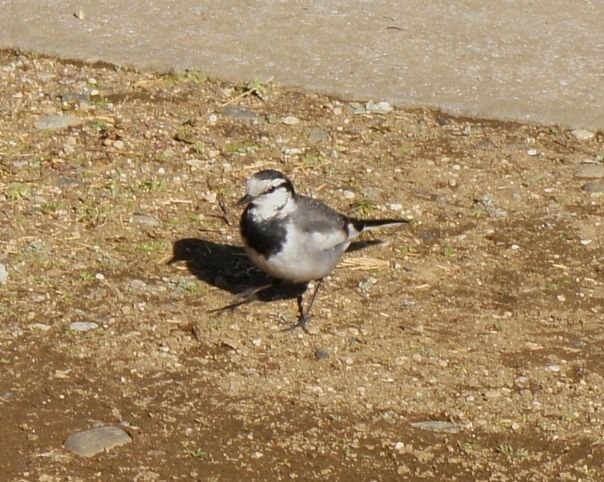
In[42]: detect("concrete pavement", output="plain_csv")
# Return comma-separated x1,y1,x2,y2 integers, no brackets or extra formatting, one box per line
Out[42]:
2,0,603,129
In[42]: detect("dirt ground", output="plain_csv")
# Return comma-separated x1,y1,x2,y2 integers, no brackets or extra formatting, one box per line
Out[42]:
0,50,603,481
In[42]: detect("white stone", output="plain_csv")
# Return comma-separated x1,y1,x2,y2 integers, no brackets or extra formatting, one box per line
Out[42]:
282,115,300,125
35,115,83,130
70,321,99,332
365,101,393,114
571,129,595,141
0,263,7,285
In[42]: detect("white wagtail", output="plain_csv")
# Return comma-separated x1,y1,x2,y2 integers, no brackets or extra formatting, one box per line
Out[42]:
234,169,409,330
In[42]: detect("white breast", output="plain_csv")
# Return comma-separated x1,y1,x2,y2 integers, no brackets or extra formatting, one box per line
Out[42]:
246,220,350,283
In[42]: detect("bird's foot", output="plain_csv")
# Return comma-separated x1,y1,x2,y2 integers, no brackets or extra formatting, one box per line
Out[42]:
285,314,311,334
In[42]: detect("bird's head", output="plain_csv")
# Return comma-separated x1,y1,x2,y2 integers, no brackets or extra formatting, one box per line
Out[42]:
237,170,295,214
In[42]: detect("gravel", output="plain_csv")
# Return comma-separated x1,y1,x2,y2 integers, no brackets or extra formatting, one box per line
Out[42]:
2,50,603,482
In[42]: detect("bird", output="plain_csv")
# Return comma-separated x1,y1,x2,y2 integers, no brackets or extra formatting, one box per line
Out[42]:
236,169,409,330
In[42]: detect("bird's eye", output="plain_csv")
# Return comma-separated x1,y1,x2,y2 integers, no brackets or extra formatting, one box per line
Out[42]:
265,183,284,194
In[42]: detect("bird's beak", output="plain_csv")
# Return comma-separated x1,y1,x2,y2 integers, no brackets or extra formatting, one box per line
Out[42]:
236,194,253,207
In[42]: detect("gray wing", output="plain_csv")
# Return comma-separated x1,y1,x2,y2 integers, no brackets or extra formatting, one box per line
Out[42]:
290,195,351,250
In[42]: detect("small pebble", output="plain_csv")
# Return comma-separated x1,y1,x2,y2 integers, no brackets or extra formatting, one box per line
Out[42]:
527,148,538,156
0,263,7,285
35,114,83,130
476,195,494,209
64,426,131,457
185,159,205,168
73,10,85,20
31,323,52,331
546,364,561,373
410,421,460,433
358,277,378,291
575,164,604,179
308,127,330,143
128,279,148,293
132,213,160,227
282,115,300,125
365,101,392,114
282,147,303,156
348,102,366,114
483,389,502,400
70,321,98,332
222,105,258,123
315,347,331,360
580,239,592,246
0,391,15,401
29,241,45,252
202,191,217,203
61,93,90,105
581,181,604,193
571,129,595,141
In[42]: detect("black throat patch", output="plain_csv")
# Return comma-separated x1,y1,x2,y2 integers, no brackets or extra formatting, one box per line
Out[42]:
240,207,287,257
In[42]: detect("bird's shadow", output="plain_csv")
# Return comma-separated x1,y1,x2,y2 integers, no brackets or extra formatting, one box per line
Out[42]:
169,237,383,307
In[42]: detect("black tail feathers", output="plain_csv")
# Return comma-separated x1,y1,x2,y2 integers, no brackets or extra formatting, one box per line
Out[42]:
348,217,410,234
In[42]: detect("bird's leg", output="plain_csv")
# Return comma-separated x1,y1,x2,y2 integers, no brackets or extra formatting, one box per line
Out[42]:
208,283,274,315
234,283,275,300
296,291,306,320
289,279,323,332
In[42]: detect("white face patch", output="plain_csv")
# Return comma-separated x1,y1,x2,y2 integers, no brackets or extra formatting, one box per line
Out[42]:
250,186,295,221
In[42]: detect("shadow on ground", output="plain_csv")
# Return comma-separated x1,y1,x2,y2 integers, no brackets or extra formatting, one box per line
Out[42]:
169,237,384,305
